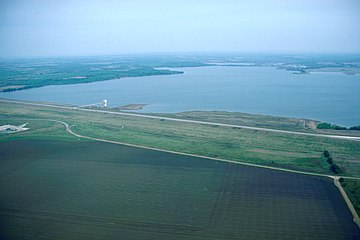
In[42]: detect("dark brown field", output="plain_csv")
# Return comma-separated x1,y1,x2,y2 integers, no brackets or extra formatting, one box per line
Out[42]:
0,140,359,239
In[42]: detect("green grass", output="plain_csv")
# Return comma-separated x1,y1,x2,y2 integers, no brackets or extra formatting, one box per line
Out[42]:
342,178,360,216
1,100,360,177
151,111,360,136
152,111,318,132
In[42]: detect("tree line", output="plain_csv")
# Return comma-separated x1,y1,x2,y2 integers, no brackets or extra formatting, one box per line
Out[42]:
317,122,360,131
323,150,342,174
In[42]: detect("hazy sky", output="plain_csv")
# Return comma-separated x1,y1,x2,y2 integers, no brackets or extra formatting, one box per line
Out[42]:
1,0,359,57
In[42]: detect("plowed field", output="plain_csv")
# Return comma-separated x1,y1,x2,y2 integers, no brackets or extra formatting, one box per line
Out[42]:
0,140,359,239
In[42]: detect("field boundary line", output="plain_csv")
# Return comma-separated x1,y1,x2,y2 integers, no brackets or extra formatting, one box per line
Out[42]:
1,98,360,141
334,177,360,228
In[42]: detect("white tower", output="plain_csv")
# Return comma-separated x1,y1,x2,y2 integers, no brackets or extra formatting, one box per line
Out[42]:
103,99,108,108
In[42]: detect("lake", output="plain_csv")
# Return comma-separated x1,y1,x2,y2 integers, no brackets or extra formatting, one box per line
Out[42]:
2,66,360,126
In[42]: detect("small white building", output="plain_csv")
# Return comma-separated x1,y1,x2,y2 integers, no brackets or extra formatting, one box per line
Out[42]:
0,123,29,132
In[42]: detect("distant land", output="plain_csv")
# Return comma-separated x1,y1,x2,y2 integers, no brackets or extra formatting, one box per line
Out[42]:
0,54,359,92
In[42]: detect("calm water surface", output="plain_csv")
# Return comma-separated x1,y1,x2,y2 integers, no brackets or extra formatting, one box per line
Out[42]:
2,66,360,126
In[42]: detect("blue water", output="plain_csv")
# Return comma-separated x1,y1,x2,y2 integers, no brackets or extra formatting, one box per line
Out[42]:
2,66,360,126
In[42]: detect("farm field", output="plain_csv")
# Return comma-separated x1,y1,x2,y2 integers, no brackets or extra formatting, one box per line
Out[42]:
0,139,359,239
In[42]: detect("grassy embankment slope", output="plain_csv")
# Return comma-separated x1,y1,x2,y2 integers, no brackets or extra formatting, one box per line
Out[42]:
153,111,360,137
342,178,360,216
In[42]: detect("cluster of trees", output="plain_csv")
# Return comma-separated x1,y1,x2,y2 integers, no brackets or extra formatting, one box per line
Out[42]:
349,126,360,130
324,150,342,174
317,122,360,131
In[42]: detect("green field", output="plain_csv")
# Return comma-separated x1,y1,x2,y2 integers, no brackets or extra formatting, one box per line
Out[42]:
1,100,360,177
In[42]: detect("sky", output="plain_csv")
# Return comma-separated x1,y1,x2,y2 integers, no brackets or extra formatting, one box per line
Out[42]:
0,0,359,57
